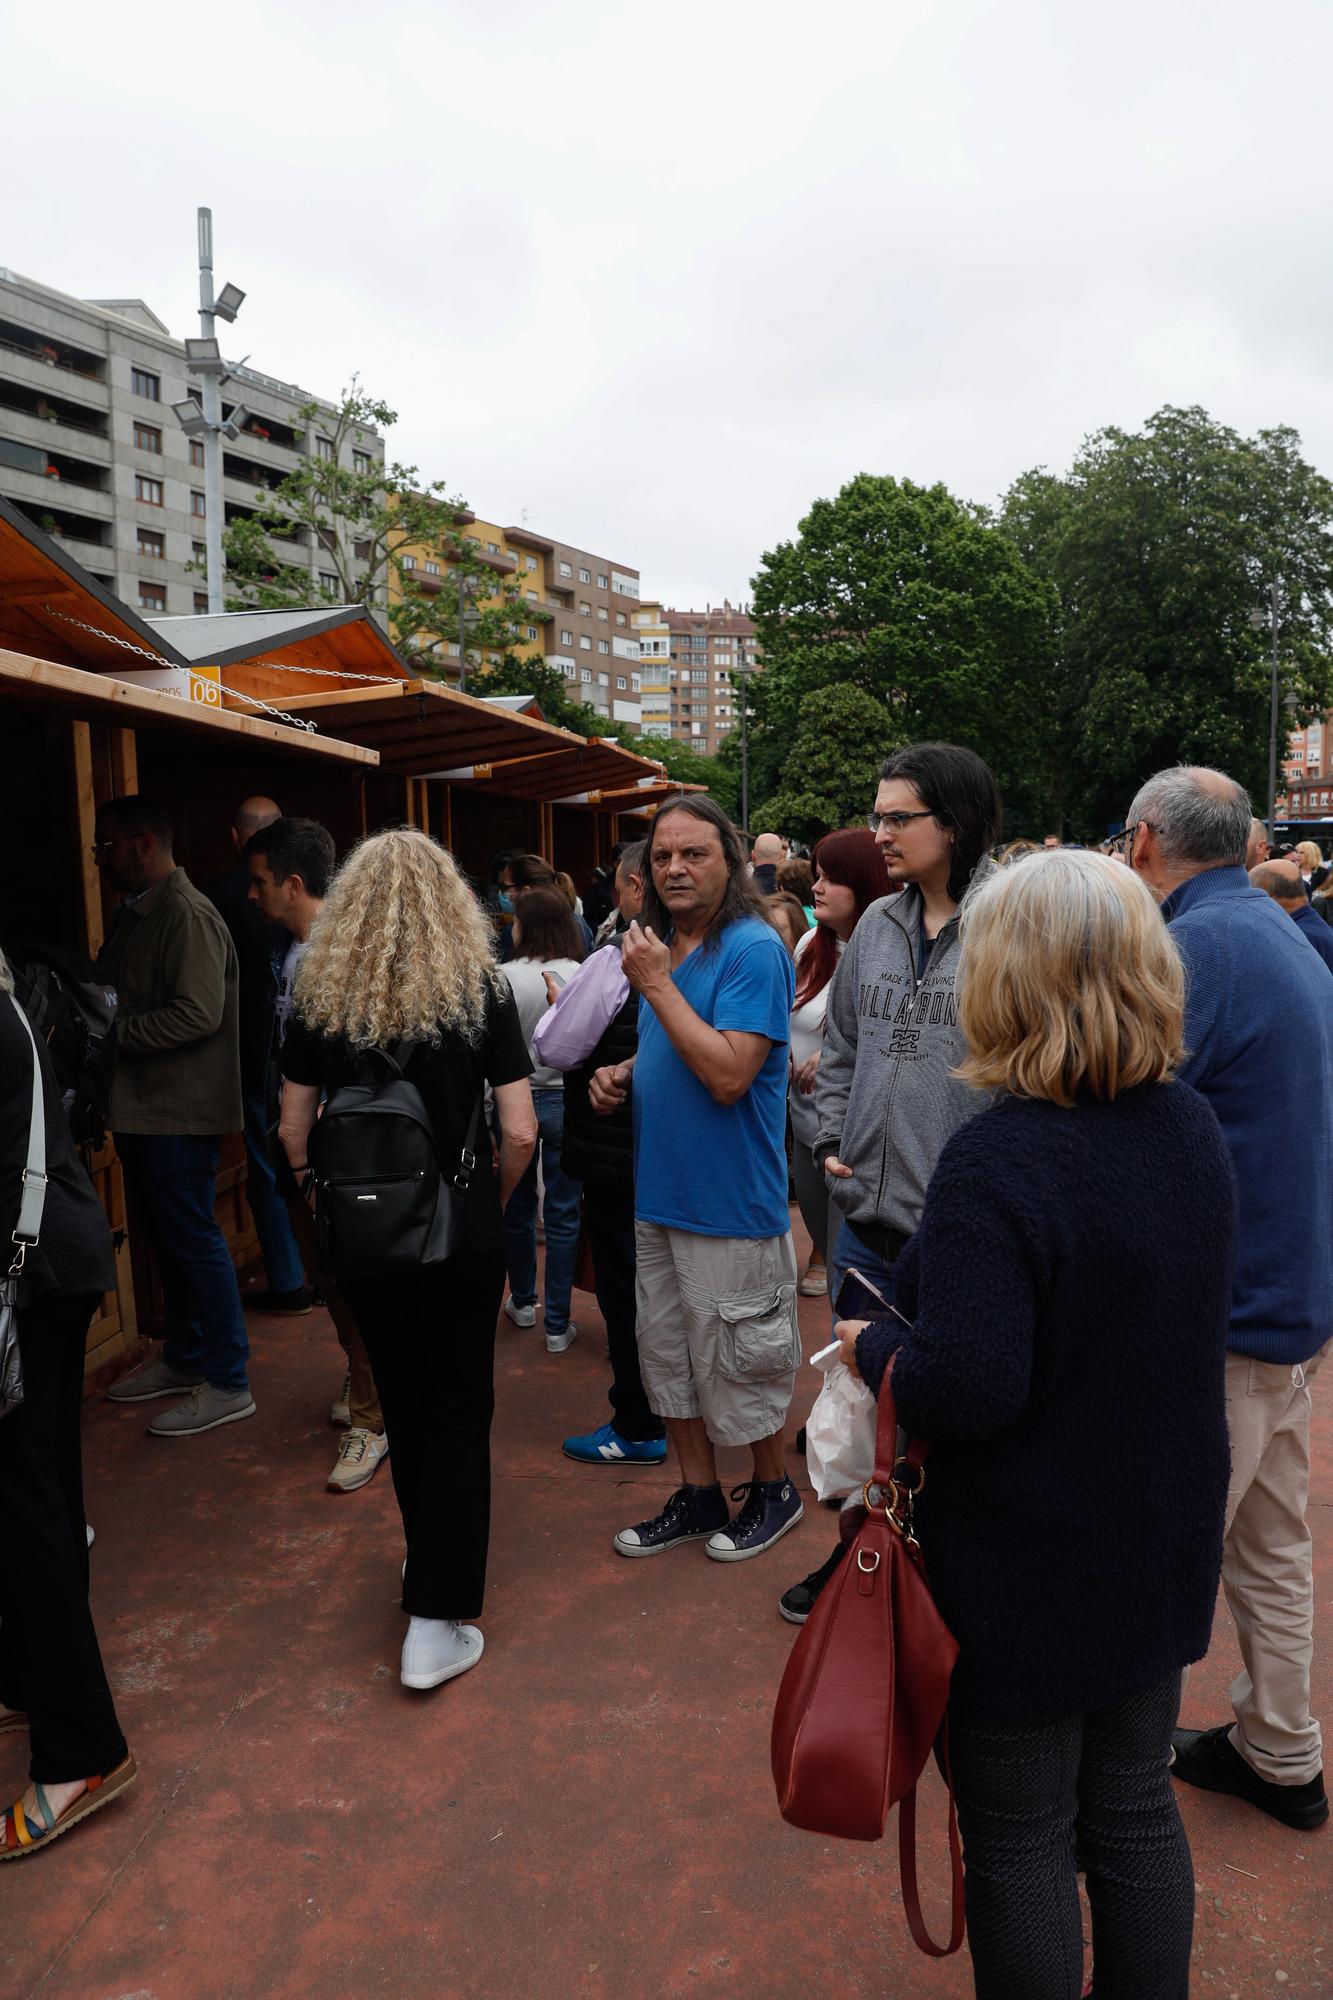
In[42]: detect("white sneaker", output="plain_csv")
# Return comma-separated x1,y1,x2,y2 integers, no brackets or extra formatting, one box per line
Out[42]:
400,1617,484,1690
86,1522,95,1550
504,1297,537,1329
330,1370,352,1427
327,1427,389,1493
545,1320,579,1355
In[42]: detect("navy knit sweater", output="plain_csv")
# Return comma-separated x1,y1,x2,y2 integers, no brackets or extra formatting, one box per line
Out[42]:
856,1083,1235,1724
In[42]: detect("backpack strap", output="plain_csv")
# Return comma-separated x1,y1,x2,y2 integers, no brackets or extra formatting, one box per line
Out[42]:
8,996,48,1275
452,1095,483,1192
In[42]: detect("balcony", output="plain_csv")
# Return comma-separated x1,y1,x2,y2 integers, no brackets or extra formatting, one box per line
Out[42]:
3,493,112,548
224,407,303,454
0,377,109,442
0,320,105,383
0,435,110,496
223,450,288,493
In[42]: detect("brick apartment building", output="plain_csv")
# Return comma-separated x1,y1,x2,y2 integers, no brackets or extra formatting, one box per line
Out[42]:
636,598,758,751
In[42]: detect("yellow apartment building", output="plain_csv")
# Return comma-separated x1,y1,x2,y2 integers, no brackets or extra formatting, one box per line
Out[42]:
387,503,553,679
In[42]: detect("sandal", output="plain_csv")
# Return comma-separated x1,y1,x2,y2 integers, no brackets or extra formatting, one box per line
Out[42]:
0,1754,137,1859
0,1708,29,1736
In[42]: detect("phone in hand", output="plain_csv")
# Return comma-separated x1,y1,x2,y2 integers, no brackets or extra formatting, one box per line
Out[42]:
546,970,567,991
835,1266,910,1327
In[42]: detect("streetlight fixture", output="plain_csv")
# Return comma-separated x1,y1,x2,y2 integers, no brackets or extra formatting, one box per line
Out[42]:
1251,580,1301,842
172,209,245,614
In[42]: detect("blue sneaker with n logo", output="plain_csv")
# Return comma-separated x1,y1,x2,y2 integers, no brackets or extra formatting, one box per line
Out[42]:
563,1422,667,1466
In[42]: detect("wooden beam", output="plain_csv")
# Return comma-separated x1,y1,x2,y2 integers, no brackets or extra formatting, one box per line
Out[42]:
0,579,76,602
70,719,104,955
440,783,453,851
109,726,137,795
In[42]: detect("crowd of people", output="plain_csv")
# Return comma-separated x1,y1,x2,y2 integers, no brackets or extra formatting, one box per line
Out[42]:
1,750,1330,2000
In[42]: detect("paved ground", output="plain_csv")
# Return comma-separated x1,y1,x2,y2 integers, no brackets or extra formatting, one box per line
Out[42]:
3,1224,1330,1999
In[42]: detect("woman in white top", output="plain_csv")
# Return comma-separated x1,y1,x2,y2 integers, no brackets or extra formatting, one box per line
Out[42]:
788,829,893,1296
499,888,585,1353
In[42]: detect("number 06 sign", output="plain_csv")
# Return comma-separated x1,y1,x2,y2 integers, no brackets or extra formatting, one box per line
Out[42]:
189,666,222,708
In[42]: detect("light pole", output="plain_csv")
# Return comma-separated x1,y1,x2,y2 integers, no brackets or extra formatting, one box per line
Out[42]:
737,661,752,832
171,209,249,614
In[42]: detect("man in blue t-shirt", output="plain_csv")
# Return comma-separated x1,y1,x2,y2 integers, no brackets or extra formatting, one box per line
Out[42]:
589,797,803,1563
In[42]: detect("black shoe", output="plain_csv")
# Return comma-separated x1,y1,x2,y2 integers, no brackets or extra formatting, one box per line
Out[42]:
778,1540,847,1625
612,1483,728,1558
1170,1724,1329,1830
243,1286,313,1316
794,1425,807,1456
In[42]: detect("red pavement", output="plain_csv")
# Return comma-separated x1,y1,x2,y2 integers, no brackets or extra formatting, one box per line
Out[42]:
3,1227,1330,2000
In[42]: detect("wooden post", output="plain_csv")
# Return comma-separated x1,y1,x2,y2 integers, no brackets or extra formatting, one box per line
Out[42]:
404,777,417,828
109,727,138,797
71,720,104,955
418,780,430,839
358,771,368,837
440,783,453,851
539,800,554,859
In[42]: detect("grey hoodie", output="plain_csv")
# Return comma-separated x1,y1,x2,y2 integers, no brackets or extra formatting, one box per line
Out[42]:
813,859,996,1239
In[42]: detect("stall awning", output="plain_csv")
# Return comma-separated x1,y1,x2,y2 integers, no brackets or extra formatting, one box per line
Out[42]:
275,680,666,798
0,648,377,765
0,494,195,674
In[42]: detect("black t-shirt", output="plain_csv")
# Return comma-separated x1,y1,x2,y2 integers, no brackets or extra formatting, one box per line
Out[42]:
279,983,533,1251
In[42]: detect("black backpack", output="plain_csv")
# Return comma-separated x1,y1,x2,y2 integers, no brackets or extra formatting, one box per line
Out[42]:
8,943,118,1149
306,1043,481,1281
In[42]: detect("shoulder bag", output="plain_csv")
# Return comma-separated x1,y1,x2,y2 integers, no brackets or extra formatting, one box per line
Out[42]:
2,994,49,1420
771,1348,964,1957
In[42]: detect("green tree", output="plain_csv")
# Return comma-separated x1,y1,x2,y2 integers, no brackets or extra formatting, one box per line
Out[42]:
999,406,1333,833
745,474,1060,838
217,381,539,671
747,683,895,842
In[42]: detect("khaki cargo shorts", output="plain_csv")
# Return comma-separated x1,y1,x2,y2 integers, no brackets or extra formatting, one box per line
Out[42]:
634,1222,800,1447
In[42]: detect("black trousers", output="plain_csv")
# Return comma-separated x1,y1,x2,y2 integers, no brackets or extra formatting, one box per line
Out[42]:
583,1183,663,1443
949,1671,1193,2000
0,1292,128,1783
344,1251,505,1623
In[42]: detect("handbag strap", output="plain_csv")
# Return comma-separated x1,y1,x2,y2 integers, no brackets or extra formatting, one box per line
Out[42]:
8,995,48,1273
897,1728,965,1956
452,1094,483,1192
869,1326,930,1496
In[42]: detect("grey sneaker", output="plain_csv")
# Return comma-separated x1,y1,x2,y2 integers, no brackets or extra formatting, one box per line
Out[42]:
147,1384,257,1437
106,1357,205,1403
504,1297,537,1329
545,1320,579,1355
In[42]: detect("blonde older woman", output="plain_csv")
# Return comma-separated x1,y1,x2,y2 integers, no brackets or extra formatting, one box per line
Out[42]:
279,830,537,1692
837,852,1236,2000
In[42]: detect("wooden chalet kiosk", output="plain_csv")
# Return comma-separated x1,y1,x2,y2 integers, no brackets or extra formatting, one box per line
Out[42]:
0,499,685,1387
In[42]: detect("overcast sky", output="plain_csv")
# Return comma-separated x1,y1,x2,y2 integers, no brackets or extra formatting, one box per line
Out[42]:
7,0,1333,607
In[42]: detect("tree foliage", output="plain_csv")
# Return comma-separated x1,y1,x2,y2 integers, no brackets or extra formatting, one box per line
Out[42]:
744,474,1060,840
748,683,895,842
999,406,1333,833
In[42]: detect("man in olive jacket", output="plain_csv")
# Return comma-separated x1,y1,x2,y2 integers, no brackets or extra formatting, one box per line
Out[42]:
97,797,255,1435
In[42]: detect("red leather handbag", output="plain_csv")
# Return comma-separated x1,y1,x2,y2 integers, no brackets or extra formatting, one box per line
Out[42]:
771,1356,965,1957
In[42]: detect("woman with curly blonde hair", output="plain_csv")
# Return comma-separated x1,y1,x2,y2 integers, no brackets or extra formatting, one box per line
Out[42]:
280,829,537,1693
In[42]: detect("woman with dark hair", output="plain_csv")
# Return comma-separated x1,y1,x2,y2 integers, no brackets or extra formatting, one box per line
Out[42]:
787,829,887,1297
767,892,810,957
776,856,815,924
500,888,587,1354
498,856,594,960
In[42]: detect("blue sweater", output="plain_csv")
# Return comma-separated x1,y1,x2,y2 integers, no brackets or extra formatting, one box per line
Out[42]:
856,1085,1235,1724
1293,897,1333,974
1163,866,1333,1364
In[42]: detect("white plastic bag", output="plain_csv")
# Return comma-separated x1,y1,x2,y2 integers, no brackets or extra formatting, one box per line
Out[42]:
804,1339,877,1502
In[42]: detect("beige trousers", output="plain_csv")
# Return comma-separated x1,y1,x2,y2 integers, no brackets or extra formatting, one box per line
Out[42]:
1222,1338,1330,1785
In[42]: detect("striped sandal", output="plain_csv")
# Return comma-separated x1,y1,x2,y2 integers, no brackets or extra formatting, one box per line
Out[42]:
0,1754,137,1859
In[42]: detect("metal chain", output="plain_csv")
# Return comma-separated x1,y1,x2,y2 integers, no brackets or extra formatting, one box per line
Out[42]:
40,604,403,687
40,606,317,732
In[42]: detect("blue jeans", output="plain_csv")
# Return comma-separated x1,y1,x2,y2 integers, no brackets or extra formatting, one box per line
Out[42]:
116,1134,250,1393
829,1215,900,1332
503,1089,582,1337
242,1076,305,1295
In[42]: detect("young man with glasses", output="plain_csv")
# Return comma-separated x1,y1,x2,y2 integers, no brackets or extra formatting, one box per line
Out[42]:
777,743,1002,1624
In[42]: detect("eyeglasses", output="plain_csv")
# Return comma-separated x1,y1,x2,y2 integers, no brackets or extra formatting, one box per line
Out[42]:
89,838,117,858
1101,820,1156,857
866,809,936,835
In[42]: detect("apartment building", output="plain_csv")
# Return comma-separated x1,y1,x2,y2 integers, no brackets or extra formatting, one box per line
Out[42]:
0,269,383,620
635,599,758,751
1284,710,1333,818
389,508,551,674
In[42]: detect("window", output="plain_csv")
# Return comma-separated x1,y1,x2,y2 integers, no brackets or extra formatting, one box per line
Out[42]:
487,542,500,554
579,635,592,650
558,561,572,578
579,601,592,616
598,673,610,686
138,581,167,610
425,559,440,575
137,527,164,558
560,628,574,645
131,368,160,400
133,421,162,453
189,439,205,469
135,474,163,506
579,567,590,583
526,626,539,641
315,436,335,461
526,555,538,571
193,592,209,613
319,571,339,591
526,590,538,602
580,668,592,683
616,611,627,626
598,640,610,654
596,573,608,589
402,554,417,570
597,606,609,622
190,490,206,517
691,668,708,684
353,449,372,474
631,673,641,692
192,540,206,561
616,676,628,690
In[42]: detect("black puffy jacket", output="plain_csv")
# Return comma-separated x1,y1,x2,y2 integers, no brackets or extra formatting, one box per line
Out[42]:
561,971,639,1189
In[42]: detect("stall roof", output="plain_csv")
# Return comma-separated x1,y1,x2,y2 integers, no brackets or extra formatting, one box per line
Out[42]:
0,494,194,674
275,680,667,799
0,647,377,765
148,607,409,687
